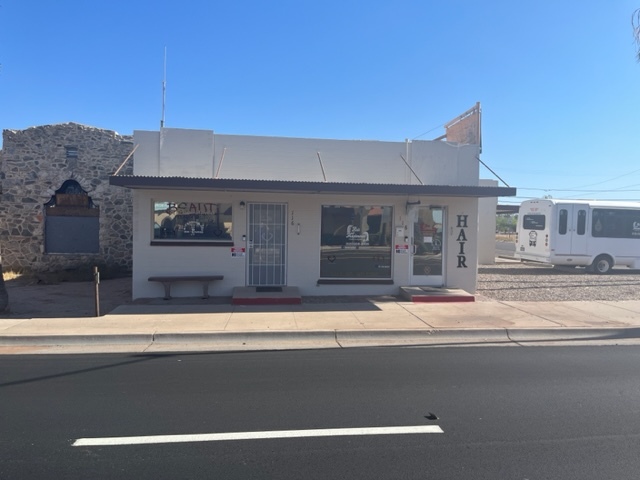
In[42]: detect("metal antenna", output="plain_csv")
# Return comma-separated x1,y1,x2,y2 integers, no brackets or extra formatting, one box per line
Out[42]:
161,47,167,128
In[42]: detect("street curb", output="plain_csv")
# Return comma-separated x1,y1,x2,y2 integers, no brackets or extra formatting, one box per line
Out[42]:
153,331,338,344
506,327,640,342
0,334,154,346
336,329,510,344
2,327,640,348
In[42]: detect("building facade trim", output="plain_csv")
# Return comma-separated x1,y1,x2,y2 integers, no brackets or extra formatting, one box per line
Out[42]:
110,175,515,198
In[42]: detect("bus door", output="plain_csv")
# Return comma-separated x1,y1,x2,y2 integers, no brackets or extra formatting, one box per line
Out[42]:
555,205,588,255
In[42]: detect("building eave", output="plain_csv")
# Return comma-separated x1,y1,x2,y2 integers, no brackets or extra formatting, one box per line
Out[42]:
109,175,516,198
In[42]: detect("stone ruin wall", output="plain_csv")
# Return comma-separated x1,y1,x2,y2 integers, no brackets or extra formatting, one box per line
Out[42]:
0,123,134,279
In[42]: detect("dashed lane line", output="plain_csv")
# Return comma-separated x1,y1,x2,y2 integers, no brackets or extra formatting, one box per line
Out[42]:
72,425,444,447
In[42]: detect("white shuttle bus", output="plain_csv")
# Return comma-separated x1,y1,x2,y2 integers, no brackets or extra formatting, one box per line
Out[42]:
515,199,640,273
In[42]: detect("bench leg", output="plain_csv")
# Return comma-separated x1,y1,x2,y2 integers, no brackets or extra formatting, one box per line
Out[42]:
161,282,172,300
201,282,210,299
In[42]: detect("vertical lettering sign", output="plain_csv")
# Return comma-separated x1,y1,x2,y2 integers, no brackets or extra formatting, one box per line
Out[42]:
456,214,468,268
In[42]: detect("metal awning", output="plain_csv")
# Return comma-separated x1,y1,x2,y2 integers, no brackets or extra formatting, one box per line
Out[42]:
110,175,516,198
497,204,520,214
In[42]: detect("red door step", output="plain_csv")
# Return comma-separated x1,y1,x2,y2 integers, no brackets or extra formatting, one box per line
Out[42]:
400,286,475,303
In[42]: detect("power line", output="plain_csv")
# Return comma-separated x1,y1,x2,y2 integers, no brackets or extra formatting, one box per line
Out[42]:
515,187,640,193
507,166,640,193
411,123,445,140
499,195,640,205
567,166,640,189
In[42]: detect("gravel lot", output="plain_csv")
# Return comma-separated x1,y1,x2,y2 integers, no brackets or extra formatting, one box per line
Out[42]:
477,261,640,302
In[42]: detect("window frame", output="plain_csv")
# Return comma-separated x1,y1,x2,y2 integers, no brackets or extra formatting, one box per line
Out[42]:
150,200,234,247
319,204,394,279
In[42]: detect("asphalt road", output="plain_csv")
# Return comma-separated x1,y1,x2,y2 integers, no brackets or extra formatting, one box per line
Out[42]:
2,346,640,479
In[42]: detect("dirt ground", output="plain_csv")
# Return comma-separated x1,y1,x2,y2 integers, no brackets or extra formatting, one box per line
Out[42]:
0,276,133,319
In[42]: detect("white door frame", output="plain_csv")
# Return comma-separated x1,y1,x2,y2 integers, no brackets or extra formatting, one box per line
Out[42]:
409,205,445,286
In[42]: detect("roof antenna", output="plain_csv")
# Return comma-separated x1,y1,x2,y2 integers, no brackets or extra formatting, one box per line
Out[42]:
161,46,167,128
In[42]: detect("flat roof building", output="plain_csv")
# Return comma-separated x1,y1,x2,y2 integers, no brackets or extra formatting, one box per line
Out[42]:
110,127,515,300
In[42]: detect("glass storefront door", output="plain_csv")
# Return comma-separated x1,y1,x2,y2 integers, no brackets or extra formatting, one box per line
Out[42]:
409,206,445,286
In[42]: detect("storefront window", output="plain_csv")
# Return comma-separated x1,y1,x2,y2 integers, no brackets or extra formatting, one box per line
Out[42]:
320,205,393,278
153,201,232,243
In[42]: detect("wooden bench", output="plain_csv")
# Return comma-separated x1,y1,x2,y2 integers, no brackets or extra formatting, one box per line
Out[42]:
148,275,224,300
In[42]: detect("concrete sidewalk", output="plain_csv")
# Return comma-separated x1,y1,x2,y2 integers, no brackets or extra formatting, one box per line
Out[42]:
2,298,640,354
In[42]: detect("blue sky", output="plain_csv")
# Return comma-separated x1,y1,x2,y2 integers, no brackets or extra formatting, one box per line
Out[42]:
1,0,639,204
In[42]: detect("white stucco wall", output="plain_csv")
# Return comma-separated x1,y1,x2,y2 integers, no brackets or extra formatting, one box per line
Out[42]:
442,198,479,292
132,189,480,299
213,135,411,183
132,130,160,176
129,128,491,299
133,128,214,177
410,141,480,186
133,128,481,185
160,128,215,177
478,179,498,265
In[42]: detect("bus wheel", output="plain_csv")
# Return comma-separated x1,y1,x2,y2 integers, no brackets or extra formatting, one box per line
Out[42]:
591,255,613,274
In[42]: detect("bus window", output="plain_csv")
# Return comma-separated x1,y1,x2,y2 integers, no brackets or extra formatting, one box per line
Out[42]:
523,214,545,230
577,210,586,235
592,208,640,238
559,209,568,235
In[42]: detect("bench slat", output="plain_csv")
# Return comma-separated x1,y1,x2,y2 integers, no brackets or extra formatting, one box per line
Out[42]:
148,275,224,299
148,275,223,282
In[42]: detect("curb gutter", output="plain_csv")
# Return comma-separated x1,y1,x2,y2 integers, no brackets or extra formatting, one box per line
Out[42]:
2,327,640,350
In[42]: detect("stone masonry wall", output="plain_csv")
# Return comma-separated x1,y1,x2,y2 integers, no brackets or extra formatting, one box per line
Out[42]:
0,123,134,278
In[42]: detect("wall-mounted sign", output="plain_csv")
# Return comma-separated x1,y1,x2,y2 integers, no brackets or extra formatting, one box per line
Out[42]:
346,225,369,246
231,247,246,257
456,214,468,268
395,244,409,254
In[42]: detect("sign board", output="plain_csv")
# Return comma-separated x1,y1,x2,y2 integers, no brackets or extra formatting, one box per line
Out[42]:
444,102,482,151
395,244,410,254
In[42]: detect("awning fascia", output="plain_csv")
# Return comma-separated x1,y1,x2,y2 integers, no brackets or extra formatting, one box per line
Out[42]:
109,175,516,198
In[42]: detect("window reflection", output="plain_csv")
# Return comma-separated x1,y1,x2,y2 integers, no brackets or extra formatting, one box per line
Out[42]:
320,205,393,278
592,208,640,239
153,201,232,241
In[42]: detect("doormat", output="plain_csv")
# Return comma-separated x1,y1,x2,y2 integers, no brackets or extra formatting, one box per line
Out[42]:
256,287,283,293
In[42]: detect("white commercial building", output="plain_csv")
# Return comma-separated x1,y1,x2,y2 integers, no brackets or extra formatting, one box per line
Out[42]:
110,127,515,300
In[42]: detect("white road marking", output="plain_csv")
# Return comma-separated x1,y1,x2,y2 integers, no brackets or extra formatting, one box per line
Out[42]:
72,425,443,447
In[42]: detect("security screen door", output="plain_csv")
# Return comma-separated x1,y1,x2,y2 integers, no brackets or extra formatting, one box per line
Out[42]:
247,203,287,286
